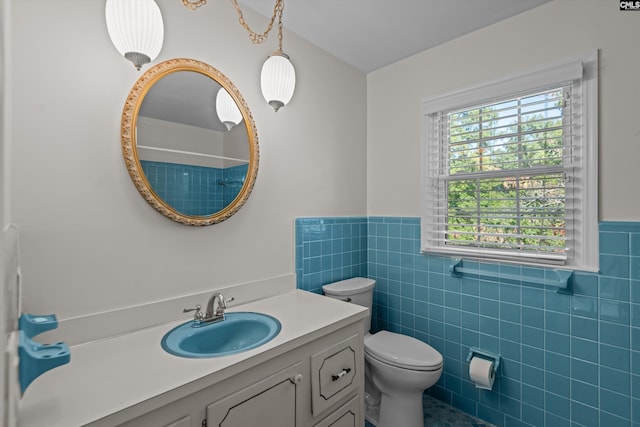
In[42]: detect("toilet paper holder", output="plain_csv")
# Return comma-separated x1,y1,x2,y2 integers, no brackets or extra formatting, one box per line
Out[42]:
466,347,500,377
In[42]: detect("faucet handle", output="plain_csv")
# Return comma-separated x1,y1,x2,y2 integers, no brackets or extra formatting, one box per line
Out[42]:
183,304,204,321
183,304,202,313
220,296,235,310
212,295,232,316
222,297,235,313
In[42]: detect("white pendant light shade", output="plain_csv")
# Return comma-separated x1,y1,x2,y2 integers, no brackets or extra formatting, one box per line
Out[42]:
105,0,164,71
216,88,243,131
260,52,296,112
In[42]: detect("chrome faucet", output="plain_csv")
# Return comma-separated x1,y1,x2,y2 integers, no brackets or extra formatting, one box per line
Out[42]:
184,293,234,326
205,293,229,321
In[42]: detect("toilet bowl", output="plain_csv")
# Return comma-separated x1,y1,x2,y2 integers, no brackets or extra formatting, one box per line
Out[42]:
365,330,443,426
322,278,443,427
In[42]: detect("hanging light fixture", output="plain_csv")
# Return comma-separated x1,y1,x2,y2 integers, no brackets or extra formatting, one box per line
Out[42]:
183,0,296,112
256,0,295,112
105,0,164,71
260,52,295,112
216,88,243,130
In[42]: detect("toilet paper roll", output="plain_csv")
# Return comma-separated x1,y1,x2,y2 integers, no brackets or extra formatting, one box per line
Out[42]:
469,356,495,390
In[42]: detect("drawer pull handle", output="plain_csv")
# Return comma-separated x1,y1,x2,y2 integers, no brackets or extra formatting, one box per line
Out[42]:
331,368,351,381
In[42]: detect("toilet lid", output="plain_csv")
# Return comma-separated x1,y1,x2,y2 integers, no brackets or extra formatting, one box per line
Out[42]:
364,331,443,371
322,277,375,296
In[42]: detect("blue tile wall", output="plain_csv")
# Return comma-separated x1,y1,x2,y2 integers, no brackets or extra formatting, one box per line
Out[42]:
295,217,368,294
140,161,247,216
295,217,640,427
221,164,248,206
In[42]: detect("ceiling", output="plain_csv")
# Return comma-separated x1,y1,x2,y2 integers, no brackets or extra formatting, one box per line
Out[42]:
238,0,552,73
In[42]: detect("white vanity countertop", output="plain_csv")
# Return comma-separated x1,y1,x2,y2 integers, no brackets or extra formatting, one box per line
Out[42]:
18,289,367,427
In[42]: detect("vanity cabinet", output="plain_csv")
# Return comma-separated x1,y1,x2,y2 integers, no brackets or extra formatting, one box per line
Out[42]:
118,322,363,427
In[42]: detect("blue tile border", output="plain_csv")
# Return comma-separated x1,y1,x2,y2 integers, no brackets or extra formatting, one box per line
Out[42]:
599,221,640,233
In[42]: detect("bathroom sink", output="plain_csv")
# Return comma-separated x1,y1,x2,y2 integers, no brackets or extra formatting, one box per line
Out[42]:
161,312,281,358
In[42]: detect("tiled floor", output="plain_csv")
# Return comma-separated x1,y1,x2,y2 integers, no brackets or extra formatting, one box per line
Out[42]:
364,396,497,427
423,396,497,427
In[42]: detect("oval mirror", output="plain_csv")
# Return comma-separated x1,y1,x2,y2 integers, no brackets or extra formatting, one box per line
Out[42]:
121,58,259,226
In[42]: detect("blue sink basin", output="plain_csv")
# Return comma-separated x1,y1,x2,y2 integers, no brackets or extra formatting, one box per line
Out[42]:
161,312,281,358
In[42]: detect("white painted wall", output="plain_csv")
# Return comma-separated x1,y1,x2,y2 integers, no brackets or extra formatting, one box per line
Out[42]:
10,0,366,320
1,0,11,423
367,0,640,221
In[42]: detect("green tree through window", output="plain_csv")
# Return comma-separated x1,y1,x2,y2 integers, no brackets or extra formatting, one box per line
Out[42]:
444,88,568,255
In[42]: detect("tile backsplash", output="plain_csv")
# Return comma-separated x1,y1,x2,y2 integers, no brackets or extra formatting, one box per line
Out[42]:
295,217,640,427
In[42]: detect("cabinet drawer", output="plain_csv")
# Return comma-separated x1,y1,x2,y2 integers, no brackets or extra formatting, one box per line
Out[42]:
313,395,360,427
311,334,361,416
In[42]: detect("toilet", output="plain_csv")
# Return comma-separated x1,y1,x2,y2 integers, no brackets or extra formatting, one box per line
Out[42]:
322,277,443,427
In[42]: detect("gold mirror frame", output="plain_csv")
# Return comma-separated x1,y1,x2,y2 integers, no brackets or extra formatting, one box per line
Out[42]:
121,58,259,226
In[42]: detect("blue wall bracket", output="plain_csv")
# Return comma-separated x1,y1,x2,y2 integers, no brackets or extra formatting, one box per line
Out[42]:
19,313,60,339
18,313,70,394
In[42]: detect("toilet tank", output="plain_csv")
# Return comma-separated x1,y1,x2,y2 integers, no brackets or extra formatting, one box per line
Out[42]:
322,277,375,333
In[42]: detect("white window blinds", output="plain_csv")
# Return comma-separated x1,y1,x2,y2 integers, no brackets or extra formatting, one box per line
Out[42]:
421,53,598,270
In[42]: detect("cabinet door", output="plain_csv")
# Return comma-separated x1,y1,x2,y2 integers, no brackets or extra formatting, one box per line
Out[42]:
206,362,303,427
313,396,360,427
162,416,191,427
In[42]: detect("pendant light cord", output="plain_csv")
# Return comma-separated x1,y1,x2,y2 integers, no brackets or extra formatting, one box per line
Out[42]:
231,0,284,51
181,0,207,11
181,0,286,52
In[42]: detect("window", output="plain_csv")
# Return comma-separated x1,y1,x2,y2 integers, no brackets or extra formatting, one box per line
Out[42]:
421,52,598,271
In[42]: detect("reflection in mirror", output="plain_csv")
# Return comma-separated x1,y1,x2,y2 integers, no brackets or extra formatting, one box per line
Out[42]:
137,72,249,216
216,87,243,131
121,59,259,226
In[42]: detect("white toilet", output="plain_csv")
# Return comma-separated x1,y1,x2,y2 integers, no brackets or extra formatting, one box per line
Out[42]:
323,277,443,427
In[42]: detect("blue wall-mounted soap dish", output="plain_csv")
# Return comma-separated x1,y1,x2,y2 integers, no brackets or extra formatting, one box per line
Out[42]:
18,313,70,394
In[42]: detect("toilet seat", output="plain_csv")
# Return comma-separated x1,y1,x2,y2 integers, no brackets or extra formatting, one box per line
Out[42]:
364,331,443,371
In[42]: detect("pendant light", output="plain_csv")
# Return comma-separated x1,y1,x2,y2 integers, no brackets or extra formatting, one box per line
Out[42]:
187,0,296,112
260,50,295,112
256,0,295,112
216,88,243,131
105,0,164,71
